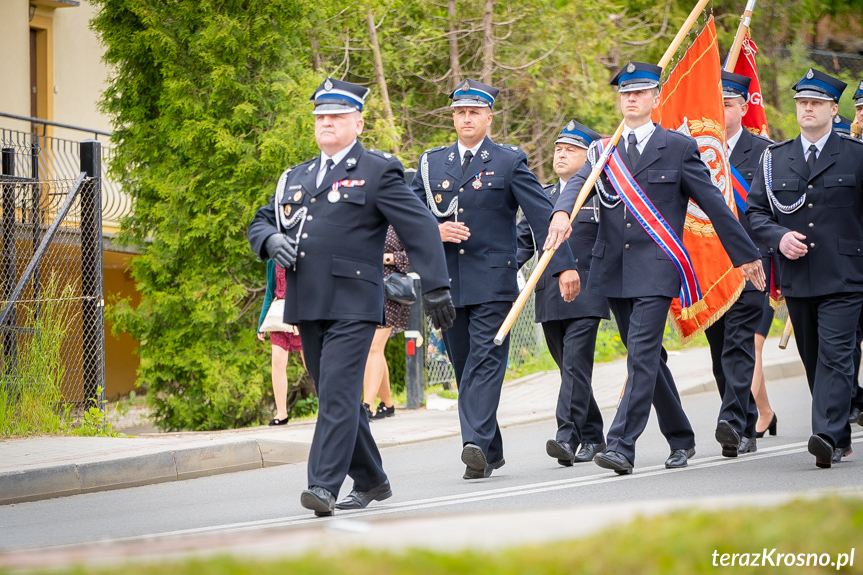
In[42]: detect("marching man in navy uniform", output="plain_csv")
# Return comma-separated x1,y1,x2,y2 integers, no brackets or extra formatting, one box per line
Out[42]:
850,80,863,427
516,120,610,466
747,68,863,468
411,79,578,479
704,71,774,458
546,62,764,475
248,78,455,516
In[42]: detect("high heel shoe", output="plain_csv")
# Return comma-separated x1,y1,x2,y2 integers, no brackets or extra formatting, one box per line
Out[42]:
754,414,777,438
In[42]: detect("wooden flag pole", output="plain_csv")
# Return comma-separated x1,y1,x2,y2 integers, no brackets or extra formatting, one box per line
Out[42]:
723,0,758,72
494,0,713,346
778,316,793,350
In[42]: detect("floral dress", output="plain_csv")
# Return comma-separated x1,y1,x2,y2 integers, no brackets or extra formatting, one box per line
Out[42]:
380,225,411,335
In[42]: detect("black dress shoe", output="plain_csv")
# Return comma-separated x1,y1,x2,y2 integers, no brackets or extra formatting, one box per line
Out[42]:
335,479,392,510
300,486,335,517
754,414,777,438
665,447,695,469
546,439,575,466
574,442,606,463
463,458,506,479
832,445,852,464
808,434,834,469
461,443,487,478
268,416,289,426
849,406,862,425
594,450,633,475
372,402,395,420
738,436,757,454
715,420,741,458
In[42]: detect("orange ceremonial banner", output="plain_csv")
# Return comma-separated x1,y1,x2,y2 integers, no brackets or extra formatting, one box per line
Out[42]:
652,15,744,341
733,36,770,139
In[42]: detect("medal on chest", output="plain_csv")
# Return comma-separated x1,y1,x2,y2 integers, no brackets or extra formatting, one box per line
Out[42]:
472,171,484,190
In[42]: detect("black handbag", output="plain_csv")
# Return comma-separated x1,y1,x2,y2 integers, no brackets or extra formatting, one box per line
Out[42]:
383,272,417,306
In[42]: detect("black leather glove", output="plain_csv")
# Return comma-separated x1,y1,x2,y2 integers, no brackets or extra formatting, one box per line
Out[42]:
264,233,298,269
423,287,456,331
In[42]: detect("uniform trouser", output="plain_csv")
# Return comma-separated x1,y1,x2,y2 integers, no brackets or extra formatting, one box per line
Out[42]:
542,317,604,448
442,301,510,464
606,296,695,465
704,290,764,438
300,320,386,497
785,293,863,449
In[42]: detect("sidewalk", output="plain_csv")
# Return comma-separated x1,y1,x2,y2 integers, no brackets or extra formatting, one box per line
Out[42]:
0,337,802,506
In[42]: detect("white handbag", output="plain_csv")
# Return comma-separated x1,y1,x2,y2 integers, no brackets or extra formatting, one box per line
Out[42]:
260,299,298,334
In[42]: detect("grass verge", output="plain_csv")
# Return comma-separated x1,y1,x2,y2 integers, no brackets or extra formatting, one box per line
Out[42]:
31,495,863,574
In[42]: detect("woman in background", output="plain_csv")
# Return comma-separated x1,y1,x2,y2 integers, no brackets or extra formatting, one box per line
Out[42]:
363,225,411,421
258,260,304,425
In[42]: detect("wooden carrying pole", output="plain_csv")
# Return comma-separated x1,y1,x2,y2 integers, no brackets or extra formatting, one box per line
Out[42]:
723,0,758,72
494,0,713,346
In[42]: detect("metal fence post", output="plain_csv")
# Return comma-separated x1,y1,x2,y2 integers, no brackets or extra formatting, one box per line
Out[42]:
404,276,425,409
1,148,17,376
80,140,105,411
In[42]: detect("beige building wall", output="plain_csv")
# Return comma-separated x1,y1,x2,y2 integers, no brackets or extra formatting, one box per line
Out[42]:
0,2,32,132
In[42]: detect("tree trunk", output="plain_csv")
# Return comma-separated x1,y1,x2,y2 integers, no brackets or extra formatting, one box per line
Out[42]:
481,0,494,85
448,0,461,85
310,36,321,72
367,11,400,153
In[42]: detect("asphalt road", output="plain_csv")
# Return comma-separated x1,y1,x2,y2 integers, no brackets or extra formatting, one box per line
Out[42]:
1,374,861,553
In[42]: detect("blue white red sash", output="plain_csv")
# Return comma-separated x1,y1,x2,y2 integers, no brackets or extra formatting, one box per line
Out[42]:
729,163,749,214
595,138,706,318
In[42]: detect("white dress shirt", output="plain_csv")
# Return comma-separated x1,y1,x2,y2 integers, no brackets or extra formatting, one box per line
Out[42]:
800,131,831,164
726,127,744,157
457,140,484,165
622,122,656,155
316,140,357,187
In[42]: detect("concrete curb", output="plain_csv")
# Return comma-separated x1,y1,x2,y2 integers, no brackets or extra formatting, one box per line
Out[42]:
0,438,311,506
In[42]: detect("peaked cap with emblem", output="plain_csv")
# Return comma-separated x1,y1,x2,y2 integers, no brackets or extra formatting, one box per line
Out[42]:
555,119,601,149
310,77,369,114
854,80,863,107
449,78,499,108
792,68,846,103
721,70,751,100
832,114,853,135
610,62,662,93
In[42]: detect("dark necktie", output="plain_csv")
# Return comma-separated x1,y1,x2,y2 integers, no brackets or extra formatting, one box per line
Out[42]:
325,158,335,171
806,144,817,173
627,131,640,167
461,150,473,174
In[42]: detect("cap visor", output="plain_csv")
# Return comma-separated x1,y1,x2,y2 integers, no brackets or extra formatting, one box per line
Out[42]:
451,100,491,108
617,81,660,93
793,90,835,101
554,137,589,149
854,98,863,107
313,102,359,114
722,90,745,99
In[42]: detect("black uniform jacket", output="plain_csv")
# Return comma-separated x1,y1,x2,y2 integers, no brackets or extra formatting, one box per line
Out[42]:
410,136,576,307
517,185,610,322
731,128,773,291
746,131,863,298
248,141,449,324
556,124,760,299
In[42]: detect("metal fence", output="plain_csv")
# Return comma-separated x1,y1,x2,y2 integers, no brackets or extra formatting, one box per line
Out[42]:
0,113,130,229
0,140,105,414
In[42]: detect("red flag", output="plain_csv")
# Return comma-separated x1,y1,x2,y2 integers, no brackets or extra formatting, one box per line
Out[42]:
652,16,743,341
733,36,770,138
